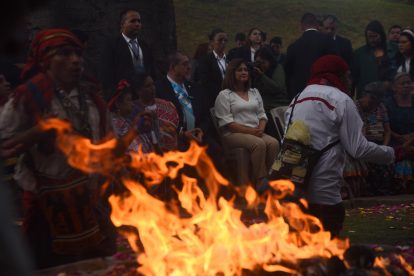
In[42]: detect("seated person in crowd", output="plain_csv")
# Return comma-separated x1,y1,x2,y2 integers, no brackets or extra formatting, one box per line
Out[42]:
253,47,289,110
109,76,180,154
155,51,207,149
343,82,392,197
384,72,414,193
214,58,279,187
252,47,289,137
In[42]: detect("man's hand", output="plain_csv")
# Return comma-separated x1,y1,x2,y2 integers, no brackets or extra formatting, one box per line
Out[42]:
184,128,203,143
0,139,24,159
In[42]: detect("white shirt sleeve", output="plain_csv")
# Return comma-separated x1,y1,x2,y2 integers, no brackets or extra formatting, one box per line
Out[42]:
214,90,234,128
339,98,394,164
0,97,30,139
254,88,268,121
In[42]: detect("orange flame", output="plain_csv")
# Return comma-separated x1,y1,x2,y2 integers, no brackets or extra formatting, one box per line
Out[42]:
40,118,413,275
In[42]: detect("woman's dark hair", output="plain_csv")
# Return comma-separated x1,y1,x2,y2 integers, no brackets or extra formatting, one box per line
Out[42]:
193,42,209,60
395,28,414,79
254,47,277,78
222,58,251,91
246,27,262,47
400,28,414,54
365,20,387,50
129,72,150,99
208,28,225,41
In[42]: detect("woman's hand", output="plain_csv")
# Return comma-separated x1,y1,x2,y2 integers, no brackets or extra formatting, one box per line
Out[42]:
250,127,264,137
132,111,153,130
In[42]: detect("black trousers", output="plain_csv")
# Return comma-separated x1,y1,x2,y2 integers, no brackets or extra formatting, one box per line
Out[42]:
307,202,345,238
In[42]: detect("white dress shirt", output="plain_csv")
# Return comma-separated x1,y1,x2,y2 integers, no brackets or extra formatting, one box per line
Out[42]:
122,33,143,66
215,88,268,136
213,50,227,78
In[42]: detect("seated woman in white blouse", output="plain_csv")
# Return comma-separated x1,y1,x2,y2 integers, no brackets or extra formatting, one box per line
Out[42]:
214,58,279,187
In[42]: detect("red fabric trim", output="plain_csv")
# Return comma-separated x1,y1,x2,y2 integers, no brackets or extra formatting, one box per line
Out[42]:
291,97,335,110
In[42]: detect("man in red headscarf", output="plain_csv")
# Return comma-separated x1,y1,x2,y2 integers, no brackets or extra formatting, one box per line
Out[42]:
0,29,116,268
282,55,395,237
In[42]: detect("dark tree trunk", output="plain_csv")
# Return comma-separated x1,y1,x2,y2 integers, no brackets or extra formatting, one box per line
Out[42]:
29,0,177,78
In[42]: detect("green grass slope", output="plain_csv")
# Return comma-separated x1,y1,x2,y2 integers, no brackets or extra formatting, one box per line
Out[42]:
174,0,414,56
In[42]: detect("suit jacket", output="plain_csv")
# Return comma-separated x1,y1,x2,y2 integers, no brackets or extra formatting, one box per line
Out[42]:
99,34,155,100
284,30,337,100
227,46,252,63
334,35,353,67
155,76,209,134
196,52,225,109
395,55,414,80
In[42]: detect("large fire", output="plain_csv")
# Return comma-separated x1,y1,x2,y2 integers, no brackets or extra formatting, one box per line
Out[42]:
39,118,414,275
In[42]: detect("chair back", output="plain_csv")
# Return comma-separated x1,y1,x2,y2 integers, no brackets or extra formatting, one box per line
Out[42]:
270,106,288,141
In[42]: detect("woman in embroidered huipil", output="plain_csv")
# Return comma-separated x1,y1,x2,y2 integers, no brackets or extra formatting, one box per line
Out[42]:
110,75,179,154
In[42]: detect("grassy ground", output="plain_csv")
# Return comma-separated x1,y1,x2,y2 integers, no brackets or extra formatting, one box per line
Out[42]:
174,0,414,56
342,203,414,246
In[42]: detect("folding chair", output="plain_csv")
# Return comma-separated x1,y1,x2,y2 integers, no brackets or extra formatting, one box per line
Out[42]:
209,108,250,185
269,106,288,142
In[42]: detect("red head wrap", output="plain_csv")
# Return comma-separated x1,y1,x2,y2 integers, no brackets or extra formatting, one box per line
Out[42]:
107,79,131,111
307,55,349,93
21,28,83,80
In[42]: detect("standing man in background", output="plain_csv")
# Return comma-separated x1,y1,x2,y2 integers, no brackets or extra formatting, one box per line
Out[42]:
321,15,353,67
197,28,228,109
387,25,402,61
99,8,155,100
285,13,336,100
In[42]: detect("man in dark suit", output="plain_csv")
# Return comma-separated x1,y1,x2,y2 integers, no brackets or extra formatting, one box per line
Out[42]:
99,8,155,100
321,15,353,67
156,51,226,174
156,51,208,147
197,28,228,109
285,13,336,100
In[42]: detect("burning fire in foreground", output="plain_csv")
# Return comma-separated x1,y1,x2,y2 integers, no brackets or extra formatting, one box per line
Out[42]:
40,118,414,275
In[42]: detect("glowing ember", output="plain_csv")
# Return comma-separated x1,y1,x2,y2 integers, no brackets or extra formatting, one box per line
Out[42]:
40,118,412,275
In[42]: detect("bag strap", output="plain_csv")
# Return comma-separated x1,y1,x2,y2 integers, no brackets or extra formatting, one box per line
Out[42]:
286,93,300,129
320,140,340,153
286,93,340,152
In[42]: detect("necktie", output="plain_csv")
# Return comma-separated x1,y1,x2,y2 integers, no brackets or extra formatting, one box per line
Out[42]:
170,81,195,130
129,39,141,62
129,39,145,73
